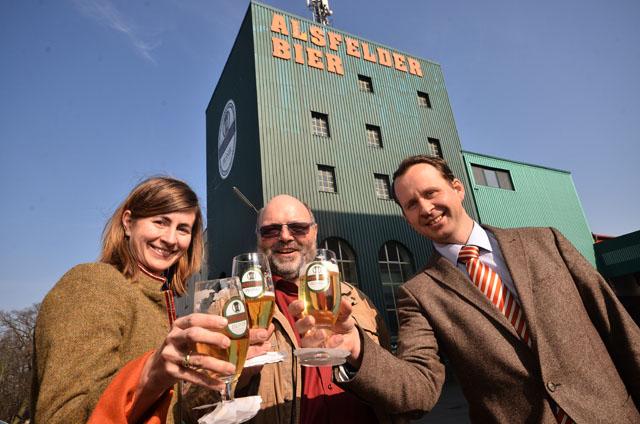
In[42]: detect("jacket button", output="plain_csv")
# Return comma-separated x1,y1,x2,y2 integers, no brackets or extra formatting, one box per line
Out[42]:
327,383,333,390
547,382,556,392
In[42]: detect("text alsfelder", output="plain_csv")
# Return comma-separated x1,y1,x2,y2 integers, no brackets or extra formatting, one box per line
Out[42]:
270,13,423,78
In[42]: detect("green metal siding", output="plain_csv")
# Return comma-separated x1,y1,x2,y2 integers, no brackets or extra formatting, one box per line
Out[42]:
205,2,482,328
462,151,596,266
206,7,263,278
248,2,476,316
594,231,640,278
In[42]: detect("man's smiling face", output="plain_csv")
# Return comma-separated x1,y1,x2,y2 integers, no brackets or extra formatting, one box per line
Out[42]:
394,163,472,245
257,195,317,282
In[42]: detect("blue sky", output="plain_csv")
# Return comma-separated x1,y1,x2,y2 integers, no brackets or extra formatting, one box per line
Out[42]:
1,0,638,311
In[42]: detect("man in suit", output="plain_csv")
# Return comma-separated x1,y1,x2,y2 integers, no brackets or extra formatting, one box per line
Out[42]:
292,155,640,423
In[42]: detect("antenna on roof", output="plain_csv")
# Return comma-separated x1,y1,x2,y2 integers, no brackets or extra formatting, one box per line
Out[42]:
307,0,333,26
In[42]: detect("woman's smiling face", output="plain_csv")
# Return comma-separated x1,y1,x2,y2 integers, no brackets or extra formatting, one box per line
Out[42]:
122,209,196,274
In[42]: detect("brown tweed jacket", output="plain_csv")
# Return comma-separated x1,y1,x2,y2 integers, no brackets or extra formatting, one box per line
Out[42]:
340,226,640,423
31,262,176,423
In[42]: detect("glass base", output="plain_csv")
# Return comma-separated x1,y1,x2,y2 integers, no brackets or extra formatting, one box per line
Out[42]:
294,348,349,367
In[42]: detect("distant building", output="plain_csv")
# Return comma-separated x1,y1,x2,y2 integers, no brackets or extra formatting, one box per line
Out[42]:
175,229,208,317
593,230,640,325
462,151,596,266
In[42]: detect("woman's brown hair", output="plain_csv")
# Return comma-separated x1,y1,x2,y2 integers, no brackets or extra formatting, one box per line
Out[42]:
98,176,204,296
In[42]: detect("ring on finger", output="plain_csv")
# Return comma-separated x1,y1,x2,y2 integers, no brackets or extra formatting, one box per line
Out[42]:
182,350,197,370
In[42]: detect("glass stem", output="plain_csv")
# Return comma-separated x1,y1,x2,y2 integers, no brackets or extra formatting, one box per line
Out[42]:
221,379,238,402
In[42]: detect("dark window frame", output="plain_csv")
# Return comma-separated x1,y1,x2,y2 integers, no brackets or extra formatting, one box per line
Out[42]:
358,74,374,93
417,91,432,108
471,164,515,190
311,111,330,137
378,241,414,337
320,237,359,287
427,137,442,158
317,164,338,193
366,124,383,148
373,173,392,200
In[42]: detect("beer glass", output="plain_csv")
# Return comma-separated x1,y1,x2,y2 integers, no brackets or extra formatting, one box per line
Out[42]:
231,253,276,331
296,249,349,366
194,277,249,401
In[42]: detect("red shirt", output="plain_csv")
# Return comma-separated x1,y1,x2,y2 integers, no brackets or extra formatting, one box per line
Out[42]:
274,276,377,424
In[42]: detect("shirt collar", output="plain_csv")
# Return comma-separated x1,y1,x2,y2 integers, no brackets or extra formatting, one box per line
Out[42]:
434,221,492,264
137,262,167,284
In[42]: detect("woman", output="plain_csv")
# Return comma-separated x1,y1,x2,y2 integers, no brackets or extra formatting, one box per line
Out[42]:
31,177,267,423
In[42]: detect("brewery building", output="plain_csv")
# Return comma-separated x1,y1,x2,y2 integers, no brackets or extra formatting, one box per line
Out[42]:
188,1,598,336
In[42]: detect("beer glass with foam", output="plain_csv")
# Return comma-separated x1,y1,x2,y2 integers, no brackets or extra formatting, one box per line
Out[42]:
193,277,249,401
296,249,349,366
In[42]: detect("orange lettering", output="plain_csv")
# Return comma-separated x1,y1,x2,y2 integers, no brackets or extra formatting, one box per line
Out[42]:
392,53,408,72
326,53,344,75
270,14,289,35
272,37,291,60
293,43,305,64
361,43,377,63
377,48,392,67
291,19,308,41
328,32,342,51
345,38,361,58
310,26,326,47
306,47,324,69
407,57,423,77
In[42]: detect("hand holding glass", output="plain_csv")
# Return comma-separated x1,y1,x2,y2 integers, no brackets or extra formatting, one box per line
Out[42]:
296,249,349,366
232,253,276,331
193,277,249,402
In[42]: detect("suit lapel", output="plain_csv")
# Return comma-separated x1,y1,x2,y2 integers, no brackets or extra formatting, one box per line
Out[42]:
423,250,521,337
485,226,539,347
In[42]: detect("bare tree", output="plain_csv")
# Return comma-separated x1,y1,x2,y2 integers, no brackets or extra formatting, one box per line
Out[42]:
0,304,39,424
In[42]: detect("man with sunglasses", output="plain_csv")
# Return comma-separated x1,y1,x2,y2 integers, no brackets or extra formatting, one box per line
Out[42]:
242,194,394,424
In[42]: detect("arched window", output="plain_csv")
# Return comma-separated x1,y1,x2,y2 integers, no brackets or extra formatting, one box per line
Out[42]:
378,241,414,336
321,237,359,287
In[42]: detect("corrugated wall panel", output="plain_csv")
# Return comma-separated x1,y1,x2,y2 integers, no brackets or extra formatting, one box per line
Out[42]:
249,2,476,316
462,151,596,266
205,7,263,279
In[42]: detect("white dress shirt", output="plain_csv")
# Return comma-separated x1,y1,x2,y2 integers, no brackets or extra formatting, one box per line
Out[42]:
433,222,519,301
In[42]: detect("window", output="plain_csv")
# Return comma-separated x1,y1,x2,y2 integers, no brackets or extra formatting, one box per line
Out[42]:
427,137,442,158
374,174,391,200
321,238,359,286
366,124,383,148
317,165,337,193
417,91,432,108
311,112,330,137
378,241,414,336
471,164,514,190
358,74,373,92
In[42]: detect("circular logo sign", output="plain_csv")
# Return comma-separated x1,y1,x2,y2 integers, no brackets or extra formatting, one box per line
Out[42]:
241,267,265,299
305,262,330,293
223,296,248,338
218,99,237,180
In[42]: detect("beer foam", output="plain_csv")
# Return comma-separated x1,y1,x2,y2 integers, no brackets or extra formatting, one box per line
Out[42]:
327,262,339,273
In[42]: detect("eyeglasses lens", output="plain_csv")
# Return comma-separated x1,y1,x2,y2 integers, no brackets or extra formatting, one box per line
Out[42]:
259,223,312,238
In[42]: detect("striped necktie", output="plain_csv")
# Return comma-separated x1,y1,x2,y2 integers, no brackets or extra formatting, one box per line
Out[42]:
458,245,572,424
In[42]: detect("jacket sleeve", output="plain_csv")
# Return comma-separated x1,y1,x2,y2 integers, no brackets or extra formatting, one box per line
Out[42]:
337,283,445,420
88,350,173,424
346,282,392,351
33,265,137,423
552,227,640,404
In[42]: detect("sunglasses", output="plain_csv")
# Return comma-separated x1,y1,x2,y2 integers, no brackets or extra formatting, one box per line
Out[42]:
258,222,315,239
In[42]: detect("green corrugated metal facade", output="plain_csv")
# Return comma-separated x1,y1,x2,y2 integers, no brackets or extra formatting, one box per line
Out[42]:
462,151,596,266
594,231,640,279
206,2,478,326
